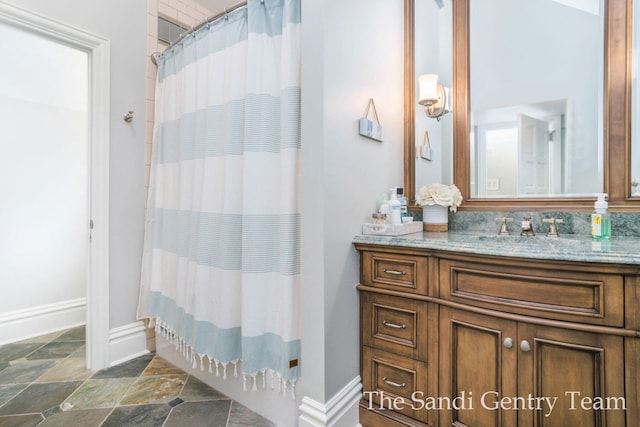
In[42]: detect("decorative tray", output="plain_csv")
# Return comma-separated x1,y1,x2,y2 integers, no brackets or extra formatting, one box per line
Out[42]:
361,221,422,236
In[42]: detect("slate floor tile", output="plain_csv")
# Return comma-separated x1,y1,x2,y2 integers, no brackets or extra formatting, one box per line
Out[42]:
0,413,44,427
0,381,82,415
25,341,84,360
13,331,63,345
91,353,154,379
0,384,28,406
38,408,112,427
0,328,272,426
52,326,85,342
36,355,92,383
163,400,232,427
101,403,171,427
120,374,187,405
62,378,135,409
0,359,57,384
141,355,185,376
180,375,228,401
228,401,276,426
0,343,43,363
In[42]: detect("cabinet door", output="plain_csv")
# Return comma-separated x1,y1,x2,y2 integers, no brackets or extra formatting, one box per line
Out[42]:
439,307,518,427
517,323,626,427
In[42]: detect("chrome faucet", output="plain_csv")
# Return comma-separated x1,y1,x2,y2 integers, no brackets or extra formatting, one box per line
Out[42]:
520,216,535,236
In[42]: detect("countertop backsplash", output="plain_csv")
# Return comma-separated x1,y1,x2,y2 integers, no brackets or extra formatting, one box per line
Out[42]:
410,210,640,238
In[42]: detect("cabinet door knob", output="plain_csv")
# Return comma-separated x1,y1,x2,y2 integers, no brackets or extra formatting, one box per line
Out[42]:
503,337,513,349
520,340,531,352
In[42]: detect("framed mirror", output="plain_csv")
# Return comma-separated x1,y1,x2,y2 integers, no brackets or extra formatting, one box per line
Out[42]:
405,0,638,211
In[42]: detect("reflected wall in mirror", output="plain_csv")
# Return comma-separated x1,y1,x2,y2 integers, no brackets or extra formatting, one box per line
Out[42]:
632,0,640,196
470,0,604,198
413,0,453,197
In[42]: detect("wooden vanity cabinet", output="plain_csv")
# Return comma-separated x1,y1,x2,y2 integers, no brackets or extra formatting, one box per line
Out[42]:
356,244,639,427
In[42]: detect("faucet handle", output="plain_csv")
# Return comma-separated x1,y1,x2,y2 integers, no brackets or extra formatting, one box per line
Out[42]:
543,218,564,237
520,216,535,236
495,217,513,236
542,218,564,224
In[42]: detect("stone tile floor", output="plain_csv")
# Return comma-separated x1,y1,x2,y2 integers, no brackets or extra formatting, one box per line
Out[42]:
0,327,275,426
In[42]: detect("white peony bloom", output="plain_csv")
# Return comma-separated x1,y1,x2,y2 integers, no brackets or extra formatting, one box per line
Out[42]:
416,183,463,212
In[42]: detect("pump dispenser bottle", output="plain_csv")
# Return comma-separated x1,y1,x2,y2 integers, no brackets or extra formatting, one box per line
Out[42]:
388,188,402,225
591,193,611,239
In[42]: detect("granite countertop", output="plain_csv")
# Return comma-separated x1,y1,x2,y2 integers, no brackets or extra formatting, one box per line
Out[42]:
353,231,640,265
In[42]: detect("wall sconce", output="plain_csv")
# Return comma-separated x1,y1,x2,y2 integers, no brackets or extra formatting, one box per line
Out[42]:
418,74,452,121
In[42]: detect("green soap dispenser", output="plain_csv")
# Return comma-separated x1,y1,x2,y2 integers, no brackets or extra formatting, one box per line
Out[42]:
591,193,611,240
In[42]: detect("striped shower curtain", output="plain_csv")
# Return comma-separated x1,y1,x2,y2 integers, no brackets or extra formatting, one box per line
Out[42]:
138,0,301,392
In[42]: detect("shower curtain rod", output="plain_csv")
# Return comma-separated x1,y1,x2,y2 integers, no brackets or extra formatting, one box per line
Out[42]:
151,0,260,65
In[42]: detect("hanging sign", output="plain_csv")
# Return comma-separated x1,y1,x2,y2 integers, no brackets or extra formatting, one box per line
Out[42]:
420,130,432,161
359,98,383,142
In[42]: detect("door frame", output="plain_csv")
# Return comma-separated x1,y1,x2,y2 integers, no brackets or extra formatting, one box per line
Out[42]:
0,2,110,371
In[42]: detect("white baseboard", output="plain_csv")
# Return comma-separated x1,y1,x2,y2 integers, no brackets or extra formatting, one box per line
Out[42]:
109,320,149,366
299,376,362,427
0,298,86,345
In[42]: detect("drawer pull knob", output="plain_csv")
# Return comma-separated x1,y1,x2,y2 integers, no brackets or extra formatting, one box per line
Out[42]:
383,377,406,388
520,340,531,352
383,320,407,329
383,269,407,276
503,338,513,349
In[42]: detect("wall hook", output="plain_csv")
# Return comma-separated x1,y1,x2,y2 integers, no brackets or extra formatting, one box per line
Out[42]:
123,110,134,123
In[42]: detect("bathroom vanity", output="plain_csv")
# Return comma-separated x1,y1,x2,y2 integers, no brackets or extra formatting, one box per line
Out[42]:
354,232,640,427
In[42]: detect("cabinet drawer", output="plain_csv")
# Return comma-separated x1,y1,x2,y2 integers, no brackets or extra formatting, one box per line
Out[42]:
361,292,428,360
362,347,428,424
361,251,428,295
440,259,624,326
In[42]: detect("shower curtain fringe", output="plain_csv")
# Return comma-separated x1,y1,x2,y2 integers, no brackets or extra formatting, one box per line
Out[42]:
151,318,297,396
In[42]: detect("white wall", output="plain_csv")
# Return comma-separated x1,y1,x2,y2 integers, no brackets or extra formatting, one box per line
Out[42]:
0,24,87,318
300,0,404,419
5,0,147,330
414,0,453,190
471,0,603,194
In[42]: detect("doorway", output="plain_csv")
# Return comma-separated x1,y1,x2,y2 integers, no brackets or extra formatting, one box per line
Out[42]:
0,2,110,371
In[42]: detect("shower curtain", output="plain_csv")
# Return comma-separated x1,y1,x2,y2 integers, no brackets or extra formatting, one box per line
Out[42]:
138,0,301,392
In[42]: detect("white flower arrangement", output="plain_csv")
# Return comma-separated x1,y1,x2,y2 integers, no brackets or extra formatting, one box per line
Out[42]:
416,183,463,212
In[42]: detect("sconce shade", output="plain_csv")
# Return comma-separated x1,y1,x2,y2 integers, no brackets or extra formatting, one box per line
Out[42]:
418,74,439,104
417,73,452,121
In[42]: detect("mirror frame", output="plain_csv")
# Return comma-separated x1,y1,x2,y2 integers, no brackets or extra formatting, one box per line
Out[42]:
405,0,638,212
